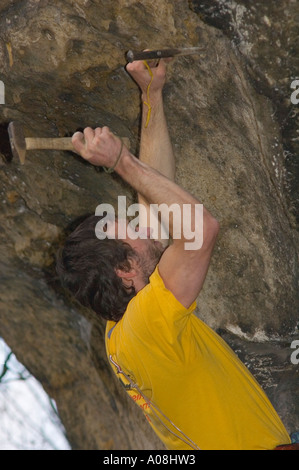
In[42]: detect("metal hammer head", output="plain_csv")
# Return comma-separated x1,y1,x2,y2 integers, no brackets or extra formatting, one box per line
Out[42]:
8,121,26,164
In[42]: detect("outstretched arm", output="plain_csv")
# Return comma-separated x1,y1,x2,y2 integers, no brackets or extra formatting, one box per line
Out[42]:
72,128,219,308
126,58,175,181
126,59,175,243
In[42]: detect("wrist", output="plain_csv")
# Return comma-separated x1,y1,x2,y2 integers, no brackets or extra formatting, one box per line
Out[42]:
102,139,124,174
114,146,134,175
141,89,163,107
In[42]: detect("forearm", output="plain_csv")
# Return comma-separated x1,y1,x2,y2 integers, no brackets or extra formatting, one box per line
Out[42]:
138,91,176,242
71,126,218,245
139,92,175,181
119,150,192,206
116,149,214,241
126,59,175,182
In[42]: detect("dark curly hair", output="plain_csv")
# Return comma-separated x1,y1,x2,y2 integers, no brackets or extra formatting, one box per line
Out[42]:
56,214,138,322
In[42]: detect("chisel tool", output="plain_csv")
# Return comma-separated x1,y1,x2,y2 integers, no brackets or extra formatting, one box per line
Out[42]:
126,47,205,63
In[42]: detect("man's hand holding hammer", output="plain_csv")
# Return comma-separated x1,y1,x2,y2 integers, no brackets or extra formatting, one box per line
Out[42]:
72,126,125,170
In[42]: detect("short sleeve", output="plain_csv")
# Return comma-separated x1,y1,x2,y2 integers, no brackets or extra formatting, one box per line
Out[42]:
120,265,197,350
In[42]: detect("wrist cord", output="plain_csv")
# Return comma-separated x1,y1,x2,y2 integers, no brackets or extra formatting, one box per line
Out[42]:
103,139,124,174
143,60,154,128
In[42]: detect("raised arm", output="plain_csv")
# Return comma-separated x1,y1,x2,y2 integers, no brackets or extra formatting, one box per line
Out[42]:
126,58,175,181
72,128,219,308
126,58,175,244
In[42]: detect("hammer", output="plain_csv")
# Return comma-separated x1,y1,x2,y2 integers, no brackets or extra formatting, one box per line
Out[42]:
7,121,130,165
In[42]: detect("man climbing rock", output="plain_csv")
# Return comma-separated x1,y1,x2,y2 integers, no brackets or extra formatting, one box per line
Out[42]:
56,58,293,450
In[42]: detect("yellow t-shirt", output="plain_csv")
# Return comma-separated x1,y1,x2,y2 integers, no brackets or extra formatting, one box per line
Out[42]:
105,266,290,450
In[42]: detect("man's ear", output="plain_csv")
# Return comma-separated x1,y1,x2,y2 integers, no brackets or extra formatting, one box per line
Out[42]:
115,267,137,280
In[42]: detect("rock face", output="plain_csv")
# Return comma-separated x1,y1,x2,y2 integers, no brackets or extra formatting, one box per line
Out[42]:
0,0,298,449
190,0,299,229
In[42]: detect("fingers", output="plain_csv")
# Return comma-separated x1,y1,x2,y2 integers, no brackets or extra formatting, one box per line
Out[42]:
126,55,167,97
72,127,96,155
126,59,145,75
162,57,174,64
72,131,86,154
84,127,95,141
72,127,103,157
126,57,166,74
72,126,117,166
95,127,103,137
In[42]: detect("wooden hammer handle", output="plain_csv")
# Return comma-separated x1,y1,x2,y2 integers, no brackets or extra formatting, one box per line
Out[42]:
26,137,75,151
25,136,130,152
